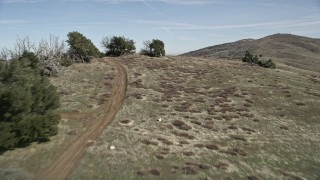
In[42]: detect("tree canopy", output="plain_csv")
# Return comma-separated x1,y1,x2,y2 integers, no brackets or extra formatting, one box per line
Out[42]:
101,36,136,56
141,39,165,57
66,31,100,63
0,52,60,153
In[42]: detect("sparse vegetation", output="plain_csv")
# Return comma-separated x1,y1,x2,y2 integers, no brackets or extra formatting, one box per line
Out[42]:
1,34,320,179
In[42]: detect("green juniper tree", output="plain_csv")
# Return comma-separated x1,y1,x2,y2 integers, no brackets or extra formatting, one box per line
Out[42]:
101,36,136,56
242,51,276,69
0,52,60,152
67,31,100,63
141,39,165,57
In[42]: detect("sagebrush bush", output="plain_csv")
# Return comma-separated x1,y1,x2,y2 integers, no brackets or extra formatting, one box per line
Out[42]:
242,51,276,69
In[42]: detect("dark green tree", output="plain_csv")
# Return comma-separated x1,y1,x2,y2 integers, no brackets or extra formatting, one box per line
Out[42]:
0,60,6,81
258,59,276,69
242,51,276,69
141,39,165,57
66,31,100,63
253,55,259,64
101,36,136,56
0,52,60,152
242,51,254,63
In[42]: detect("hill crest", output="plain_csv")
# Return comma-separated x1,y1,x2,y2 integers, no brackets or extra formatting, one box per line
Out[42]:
181,33,320,72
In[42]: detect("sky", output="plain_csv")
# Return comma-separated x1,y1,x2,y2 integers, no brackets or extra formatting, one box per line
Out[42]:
0,0,319,55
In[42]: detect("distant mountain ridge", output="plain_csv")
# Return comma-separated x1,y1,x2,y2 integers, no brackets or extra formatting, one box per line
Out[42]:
181,33,320,72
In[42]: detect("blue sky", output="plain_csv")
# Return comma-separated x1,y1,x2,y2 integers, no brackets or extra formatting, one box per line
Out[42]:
0,0,319,55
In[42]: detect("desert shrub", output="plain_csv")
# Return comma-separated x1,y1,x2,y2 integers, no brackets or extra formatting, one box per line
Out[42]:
228,124,238,130
296,102,306,106
222,148,247,156
242,51,258,64
280,171,303,179
137,170,147,176
0,52,60,152
280,125,289,130
191,120,202,126
202,123,214,130
120,120,131,124
149,169,161,176
205,144,219,150
141,39,165,57
199,163,211,170
241,127,256,133
141,139,158,146
161,104,169,108
183,151,195,156
253,118,260,122
172,120,185,126
194,144,204,148
101,36,136,56
167,124,174,130
182,166,198,175
172,120,192,131
59,58,73,67
230,135,247,141
215,162,229,170
160,147,170,154
157,137,173,145
222,115,233,121
179,140,189,144
258,59,276,69
248,175,260,180
242,51,276,69
245,99,254,103
173,131,195,139
66,31,100,63
231,148,247,156
131,93,143,99
156,155,165,160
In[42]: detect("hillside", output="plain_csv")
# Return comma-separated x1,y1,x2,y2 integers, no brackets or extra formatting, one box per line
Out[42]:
1,55,319,179
181,34,320,72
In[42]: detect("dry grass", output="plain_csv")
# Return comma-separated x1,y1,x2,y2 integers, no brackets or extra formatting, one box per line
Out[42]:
0,59,116,178
2,54,319,179
75,55,315,179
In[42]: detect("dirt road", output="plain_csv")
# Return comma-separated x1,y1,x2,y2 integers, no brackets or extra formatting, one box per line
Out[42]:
38,58,127,179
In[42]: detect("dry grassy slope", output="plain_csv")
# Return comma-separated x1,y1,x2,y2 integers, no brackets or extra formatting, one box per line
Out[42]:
0,60,116,179
0,55,319,179
70,55,320,180
181,34,320,72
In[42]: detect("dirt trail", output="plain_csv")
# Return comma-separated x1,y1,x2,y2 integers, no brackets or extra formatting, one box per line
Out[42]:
37,58,127,179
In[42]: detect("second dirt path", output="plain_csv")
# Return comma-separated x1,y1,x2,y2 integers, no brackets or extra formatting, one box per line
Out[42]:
38,58,128,179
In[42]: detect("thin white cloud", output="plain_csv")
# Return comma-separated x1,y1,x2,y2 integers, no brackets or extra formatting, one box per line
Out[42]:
64,0,215,5
179,35,194,41
161,27,173,34
0,19,28,24
149,0,213,5
141,0,174,21
136,20,195,28
138,17,320,31
0,0,42,3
